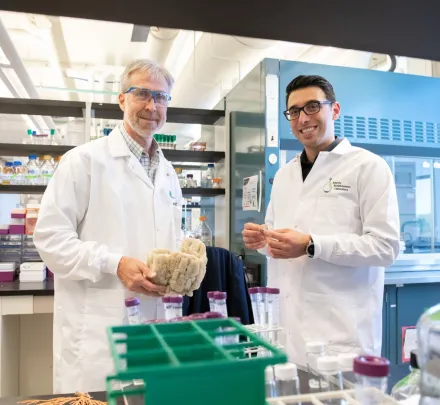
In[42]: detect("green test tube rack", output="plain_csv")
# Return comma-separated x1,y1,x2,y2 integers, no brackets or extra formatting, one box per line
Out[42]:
106,318,287,405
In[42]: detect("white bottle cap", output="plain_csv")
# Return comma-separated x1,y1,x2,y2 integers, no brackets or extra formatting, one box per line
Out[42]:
306,341,325,353
317,356,339,372
274,363,298,380
265,366,274,382
337,353,358,370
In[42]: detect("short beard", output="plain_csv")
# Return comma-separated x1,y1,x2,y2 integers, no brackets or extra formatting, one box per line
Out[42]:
126,115,155,138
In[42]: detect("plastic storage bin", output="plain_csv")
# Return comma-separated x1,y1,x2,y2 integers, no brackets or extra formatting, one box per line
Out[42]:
0,262,16,282
105,318,287,405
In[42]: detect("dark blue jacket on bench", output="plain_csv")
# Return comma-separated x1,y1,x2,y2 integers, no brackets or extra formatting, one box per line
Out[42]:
183,246,254,324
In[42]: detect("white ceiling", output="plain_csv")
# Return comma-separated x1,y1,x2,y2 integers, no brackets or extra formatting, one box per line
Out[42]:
0,11,390,144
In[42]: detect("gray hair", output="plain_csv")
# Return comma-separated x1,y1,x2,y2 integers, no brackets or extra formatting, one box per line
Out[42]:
120,59,174,93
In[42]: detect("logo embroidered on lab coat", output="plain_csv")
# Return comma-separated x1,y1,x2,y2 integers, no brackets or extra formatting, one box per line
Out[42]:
323,178,351,193
323,178,333,193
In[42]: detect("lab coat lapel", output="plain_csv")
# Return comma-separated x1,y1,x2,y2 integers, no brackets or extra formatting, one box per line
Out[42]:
108,126,153,189
128,155,153,189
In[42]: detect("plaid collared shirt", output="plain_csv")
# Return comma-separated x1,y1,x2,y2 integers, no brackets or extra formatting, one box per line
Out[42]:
120,123,161,184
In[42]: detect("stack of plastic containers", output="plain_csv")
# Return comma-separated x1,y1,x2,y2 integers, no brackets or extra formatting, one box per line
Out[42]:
19,262,46,282
10,208,26,234
0,262,16,281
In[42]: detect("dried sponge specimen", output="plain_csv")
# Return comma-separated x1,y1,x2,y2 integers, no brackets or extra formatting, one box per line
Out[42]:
146,239,207,296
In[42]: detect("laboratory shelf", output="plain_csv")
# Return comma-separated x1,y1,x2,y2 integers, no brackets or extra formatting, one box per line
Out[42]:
0,185,225,197
164,150,225,163
0,97,225,125
0,185,46,194
181,188,225,197
0,143,74,157
91,102,225,124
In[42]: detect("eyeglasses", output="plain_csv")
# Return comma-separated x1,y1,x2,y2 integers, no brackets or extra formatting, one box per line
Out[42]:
124,86,171,107
283,100,333,121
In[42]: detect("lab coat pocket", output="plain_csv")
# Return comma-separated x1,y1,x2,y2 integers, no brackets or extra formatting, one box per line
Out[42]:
313,196,356,234
302,292,359,353
81,288,124,362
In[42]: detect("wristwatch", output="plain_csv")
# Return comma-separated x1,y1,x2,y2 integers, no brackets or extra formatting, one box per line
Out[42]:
306,238,315,258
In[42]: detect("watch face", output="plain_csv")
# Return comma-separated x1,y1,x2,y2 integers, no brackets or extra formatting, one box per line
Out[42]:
307,243,314,256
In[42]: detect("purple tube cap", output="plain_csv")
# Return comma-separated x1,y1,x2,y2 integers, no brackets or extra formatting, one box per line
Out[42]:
144,319,167,324
248,287,264,294
189,313,207,320
213,291,227,299
125,297,140,307
168,295,183,303
204,311,224,319
266,287,280,294
169,317,187,323
353,356,390,377
207,291,218,299
162,296,171,303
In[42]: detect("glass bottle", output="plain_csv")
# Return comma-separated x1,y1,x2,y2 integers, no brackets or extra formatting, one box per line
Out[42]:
417,303,440,405
391,349,420,401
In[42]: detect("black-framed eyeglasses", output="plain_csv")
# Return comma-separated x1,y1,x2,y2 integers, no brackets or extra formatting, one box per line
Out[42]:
283,100,333,121
124,86,171,107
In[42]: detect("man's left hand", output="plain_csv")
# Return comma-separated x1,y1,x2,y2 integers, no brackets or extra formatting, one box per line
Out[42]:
264,229,311,259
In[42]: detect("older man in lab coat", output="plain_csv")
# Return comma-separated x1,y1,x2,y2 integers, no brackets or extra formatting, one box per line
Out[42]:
242,75,400,367
34,59,183,393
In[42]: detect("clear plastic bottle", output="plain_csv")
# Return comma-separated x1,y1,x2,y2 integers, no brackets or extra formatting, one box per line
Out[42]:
416,303,440,405
52,156,61,172
213,178,222,188
49,129,57,145
353,355,390,405
266,287,280,344
200,165,208,187
175,168,186,188
306,341,327,391
186,174,196,188
213,292,227,317
11,161,25,185
317,356,343,393
391,350,420,401
274,363,300,397
248,287,262,325
22,129,33,144
40,155,54,185
125,297,140,325
205,164,215,188
198,215,212,246
208,291,218,312
2,162,13,185
25,155,40,185
265,366,277,398
162,296,183,320
338,352,358,386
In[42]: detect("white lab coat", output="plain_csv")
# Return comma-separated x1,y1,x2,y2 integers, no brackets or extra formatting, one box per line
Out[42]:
33,127,183,394
261,139,400,367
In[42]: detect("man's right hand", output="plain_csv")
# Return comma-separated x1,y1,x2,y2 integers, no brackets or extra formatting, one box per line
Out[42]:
116,257,166,297
242,223,267,250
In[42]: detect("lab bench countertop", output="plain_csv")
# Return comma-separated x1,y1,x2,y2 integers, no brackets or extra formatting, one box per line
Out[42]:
0,369,353,405
0,279,54,296
0,392,106,405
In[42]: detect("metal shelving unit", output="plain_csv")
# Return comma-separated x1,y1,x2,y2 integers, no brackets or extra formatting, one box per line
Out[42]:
0,185,225,197
0,143,225,163
0,97,226,197
181,188,225,197
0,97,225,125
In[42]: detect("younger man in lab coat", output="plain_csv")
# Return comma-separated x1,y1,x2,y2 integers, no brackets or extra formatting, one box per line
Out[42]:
242,75,400,366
